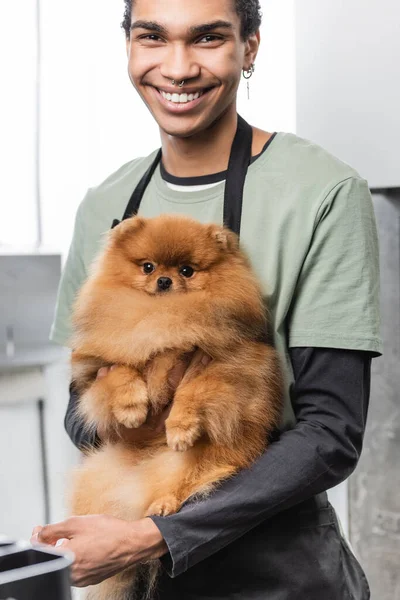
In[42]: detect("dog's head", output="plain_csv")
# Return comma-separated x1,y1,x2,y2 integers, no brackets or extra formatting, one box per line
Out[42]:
105,214,241,295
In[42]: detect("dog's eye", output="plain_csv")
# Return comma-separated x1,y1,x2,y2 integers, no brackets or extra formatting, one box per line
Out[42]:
143,263,155,274
179,266,194,278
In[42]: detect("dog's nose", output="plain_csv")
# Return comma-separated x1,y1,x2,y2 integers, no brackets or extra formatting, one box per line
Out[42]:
157,277,173,291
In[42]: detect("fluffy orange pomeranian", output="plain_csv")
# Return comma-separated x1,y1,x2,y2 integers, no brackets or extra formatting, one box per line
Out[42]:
69,214,283,600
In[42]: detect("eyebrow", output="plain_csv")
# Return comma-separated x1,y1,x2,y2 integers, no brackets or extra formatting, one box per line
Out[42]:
130,20,234,36
190,21,233,35
131,20,167,34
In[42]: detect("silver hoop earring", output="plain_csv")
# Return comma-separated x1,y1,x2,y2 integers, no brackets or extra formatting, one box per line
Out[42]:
242,64,255,99
242,64,255,79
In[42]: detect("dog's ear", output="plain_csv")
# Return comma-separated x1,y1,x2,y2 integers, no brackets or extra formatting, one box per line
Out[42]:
209,225,240,253
111,216,146,243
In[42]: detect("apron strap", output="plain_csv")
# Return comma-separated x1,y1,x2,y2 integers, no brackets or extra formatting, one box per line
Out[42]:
111,149,162,229
223,115,253,237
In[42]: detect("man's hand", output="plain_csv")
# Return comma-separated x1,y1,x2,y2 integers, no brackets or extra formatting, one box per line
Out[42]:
31,516,167,587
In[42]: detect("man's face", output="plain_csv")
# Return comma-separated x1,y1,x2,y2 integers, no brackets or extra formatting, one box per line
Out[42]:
126,0,254,138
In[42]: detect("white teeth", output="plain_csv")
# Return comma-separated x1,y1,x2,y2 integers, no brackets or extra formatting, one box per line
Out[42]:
160,90,202,103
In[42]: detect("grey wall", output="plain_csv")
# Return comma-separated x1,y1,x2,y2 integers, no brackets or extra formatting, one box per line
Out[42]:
349,190,400,599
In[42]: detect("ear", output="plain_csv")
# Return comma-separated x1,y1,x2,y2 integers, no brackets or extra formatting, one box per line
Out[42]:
243,31,260,70
111,216,146,243
209,225,240,252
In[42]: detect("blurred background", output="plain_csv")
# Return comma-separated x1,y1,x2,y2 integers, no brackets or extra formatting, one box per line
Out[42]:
0,0,398,598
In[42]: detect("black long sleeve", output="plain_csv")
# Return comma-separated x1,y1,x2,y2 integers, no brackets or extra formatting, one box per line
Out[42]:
150,347,372,577
65,384,100,452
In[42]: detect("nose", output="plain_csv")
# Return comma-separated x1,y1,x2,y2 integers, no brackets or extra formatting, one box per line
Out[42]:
157,277,173,291
160,44,200,84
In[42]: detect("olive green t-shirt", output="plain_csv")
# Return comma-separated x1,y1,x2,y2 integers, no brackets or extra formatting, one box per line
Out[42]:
50,132,382,429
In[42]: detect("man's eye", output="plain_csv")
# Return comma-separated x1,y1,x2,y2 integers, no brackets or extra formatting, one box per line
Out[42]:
179,266,194,278
139,34,163,43
197,35,224,44
143,263,155,274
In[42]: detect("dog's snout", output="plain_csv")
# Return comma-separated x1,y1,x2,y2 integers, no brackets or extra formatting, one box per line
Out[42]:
157,277,173,291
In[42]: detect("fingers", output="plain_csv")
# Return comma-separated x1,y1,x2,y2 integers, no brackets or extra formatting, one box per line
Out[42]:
97,364,117,379
37,519,75,545
97,367,109,379
167,362,187,389
30,525,43,545
190,348,212,368
180,349,212,384
166,350,211,391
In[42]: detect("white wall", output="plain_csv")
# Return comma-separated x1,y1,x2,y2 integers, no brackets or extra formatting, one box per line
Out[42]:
0,0,38,247
295,0,400,188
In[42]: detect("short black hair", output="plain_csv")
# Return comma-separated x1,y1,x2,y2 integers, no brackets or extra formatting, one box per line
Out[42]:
122,0,262,41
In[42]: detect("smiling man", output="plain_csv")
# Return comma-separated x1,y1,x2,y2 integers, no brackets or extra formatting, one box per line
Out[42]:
32,0,381,598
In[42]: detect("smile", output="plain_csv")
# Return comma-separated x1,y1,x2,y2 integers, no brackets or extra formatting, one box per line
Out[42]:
152,86,215,112
159,90,203,104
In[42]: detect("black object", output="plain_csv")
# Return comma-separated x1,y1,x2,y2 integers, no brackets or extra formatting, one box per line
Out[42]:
0,543,73,600
111,114,253,237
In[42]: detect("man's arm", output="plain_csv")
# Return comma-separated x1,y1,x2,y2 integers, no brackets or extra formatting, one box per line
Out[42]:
61,346,372,579
47,347,370,586
150,347,372,577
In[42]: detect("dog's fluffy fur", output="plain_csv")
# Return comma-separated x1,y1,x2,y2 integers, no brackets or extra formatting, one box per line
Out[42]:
69,215,283,600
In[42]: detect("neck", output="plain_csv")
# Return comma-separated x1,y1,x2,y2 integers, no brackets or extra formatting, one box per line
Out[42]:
160,107,239,178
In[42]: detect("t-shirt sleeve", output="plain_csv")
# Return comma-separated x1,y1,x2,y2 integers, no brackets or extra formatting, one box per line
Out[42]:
288,176,382,355
49,196,89,347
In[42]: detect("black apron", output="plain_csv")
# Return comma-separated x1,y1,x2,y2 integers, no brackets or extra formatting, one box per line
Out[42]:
111,114,253,236
112,115,370,600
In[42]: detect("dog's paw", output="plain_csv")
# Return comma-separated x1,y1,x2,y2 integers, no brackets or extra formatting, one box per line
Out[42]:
145,495,181,517
113,402,148,429
166,415,202,452
112,381,149,428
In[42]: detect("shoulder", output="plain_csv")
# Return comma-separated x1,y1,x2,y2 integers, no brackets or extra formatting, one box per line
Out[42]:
68,149,160,278
275,132,360,180
78,150,160,223
254,131,367,205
